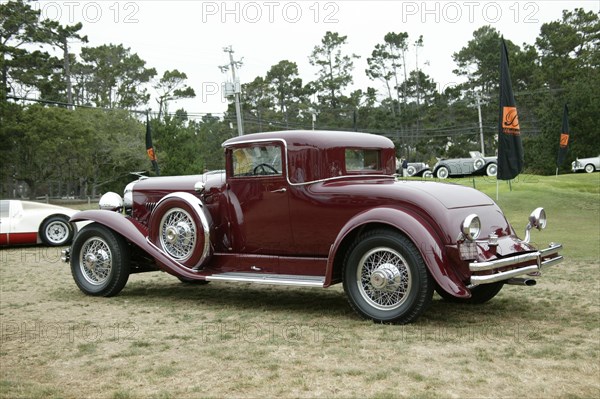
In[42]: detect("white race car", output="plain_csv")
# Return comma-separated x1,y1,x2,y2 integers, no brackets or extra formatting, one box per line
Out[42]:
0,200,84,246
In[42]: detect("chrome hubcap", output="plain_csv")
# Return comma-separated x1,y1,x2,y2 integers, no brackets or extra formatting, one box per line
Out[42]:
369,263,402,291
80,238,112,285
46,221,68,243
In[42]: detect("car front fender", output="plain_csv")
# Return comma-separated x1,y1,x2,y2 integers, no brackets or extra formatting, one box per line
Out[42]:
326,207,470,298
69,210,205,281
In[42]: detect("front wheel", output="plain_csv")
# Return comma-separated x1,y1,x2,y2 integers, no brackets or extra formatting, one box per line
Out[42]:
70,223,130,296
486,163,497,177
585,164,595,173
436,166,449,179
343,230,433,324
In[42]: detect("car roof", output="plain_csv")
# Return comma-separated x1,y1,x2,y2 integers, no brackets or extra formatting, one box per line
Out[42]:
222,130,394,150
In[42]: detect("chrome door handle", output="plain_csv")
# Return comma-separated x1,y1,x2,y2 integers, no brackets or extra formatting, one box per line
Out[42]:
271,188,287,193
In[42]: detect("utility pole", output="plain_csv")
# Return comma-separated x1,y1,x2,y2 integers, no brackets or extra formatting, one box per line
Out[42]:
219,46,244,136
475,92,485,156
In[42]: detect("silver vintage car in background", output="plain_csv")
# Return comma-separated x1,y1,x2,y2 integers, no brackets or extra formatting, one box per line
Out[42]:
432,151,497,179
572,155,600,173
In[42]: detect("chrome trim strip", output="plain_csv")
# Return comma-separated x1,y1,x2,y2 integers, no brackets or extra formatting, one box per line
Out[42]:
540,243,562,257
469,252,540,271
541,255,563,268
470,265,540,284
205,272,325,287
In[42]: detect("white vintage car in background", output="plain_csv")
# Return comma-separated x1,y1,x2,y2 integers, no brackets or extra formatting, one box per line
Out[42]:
572,155,600,173
0,200,82,246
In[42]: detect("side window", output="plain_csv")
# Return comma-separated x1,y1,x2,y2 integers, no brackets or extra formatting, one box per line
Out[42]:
232,145,283,177
0,201,9,218
345,149,381,171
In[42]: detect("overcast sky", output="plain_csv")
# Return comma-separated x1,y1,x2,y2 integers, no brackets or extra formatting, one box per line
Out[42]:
29,0,600,116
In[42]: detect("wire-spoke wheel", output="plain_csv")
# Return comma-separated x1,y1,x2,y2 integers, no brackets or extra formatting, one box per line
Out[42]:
70,223,130,296
40,215,73,246
343,229,433,324
356,247,412,311
149,194,212,269
159,207,197,261
80,236,112,286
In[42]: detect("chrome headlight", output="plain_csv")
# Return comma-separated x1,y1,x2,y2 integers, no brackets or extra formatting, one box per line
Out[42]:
123,181,136,209
529,207,547,230
461,214,481,241
99,192,124,211
524,207,546,243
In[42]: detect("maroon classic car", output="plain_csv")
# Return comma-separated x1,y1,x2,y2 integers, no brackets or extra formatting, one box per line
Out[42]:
63,130,563,324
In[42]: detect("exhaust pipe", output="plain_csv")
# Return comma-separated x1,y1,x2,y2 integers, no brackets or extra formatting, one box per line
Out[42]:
505,278,536,286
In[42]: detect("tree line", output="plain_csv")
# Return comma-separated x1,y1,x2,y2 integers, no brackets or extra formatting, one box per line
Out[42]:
1,0,598,198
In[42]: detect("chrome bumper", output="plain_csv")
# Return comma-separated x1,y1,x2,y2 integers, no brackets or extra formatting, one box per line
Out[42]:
469,243,563,285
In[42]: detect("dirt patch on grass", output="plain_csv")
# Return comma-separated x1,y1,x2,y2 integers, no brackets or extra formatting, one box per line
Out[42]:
1,246,598,398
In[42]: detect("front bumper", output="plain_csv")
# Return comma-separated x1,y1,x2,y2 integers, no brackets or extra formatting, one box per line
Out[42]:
469,243,563,285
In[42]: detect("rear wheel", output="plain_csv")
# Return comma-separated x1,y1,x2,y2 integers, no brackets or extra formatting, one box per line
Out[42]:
436,282,503,304
406,165,417,176
70,223,130,296
40,215,73,246
343,230,433,324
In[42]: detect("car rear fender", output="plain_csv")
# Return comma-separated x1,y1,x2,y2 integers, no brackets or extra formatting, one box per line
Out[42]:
69,210,204,280
327,207,470,298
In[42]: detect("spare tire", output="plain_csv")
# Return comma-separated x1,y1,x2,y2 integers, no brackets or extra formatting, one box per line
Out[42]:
148,192,212,269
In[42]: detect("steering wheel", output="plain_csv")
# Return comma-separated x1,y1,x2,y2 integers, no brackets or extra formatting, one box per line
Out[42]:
253,163,279,175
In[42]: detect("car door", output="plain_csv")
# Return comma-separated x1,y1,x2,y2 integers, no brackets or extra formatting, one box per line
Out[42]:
225,143,292,258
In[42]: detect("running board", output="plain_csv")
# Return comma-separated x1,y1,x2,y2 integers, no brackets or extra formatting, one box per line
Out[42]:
205,272,325,287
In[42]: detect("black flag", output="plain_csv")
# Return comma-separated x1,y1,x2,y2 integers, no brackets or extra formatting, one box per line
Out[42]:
145,115,160,175
497,38,524,180
556,104,570,167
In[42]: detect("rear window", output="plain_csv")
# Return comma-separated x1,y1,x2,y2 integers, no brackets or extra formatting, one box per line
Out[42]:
345,149,381,171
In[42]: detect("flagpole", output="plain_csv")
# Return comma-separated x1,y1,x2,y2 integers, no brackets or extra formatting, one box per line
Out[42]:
496,178,499,201
496,38,524,190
